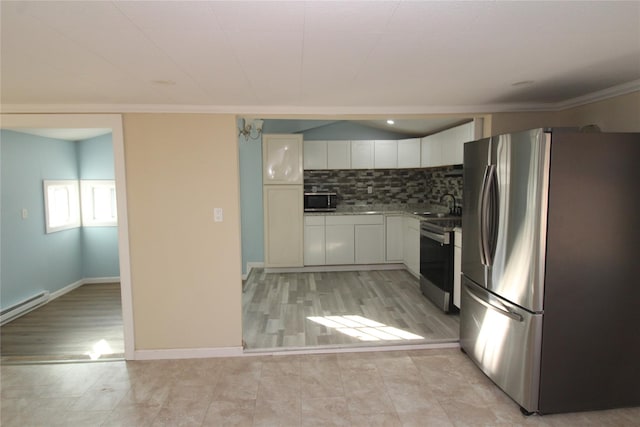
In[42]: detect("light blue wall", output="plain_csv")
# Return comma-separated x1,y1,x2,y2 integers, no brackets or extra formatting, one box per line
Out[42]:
0,131,119,311
300,121,408,140
1,130,83,309
238,121,264,275
78,134,119,279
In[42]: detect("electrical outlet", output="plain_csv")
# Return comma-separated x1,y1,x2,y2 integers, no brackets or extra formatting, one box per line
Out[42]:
21,208,28,219
367,186,373,194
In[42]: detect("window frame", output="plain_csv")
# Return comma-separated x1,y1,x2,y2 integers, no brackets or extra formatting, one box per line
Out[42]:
43,180,81,233
80,179,118,227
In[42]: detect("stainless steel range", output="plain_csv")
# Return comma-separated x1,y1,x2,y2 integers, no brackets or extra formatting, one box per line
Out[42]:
415,213,461,313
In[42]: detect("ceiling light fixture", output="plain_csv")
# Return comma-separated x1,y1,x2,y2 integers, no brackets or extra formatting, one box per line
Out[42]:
386,119,395,125
238,118,264,142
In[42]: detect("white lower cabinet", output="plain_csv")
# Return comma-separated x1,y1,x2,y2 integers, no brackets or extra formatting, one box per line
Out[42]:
403,217,420,277
454,229,462,309
304,216,325,265
355,224,385,264
385,216,404,262
325,224,355,265
310,214,385,265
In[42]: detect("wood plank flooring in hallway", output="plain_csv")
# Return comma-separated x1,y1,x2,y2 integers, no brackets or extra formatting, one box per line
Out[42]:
1,283,124,362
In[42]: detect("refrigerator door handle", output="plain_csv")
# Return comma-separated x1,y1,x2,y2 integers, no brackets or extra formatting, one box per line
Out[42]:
480,164,496,266
465,282,523,322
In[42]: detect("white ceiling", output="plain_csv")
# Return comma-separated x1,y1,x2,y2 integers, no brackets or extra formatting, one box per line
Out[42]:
1,1,639,114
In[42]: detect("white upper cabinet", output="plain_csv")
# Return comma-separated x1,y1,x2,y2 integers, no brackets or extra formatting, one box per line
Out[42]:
351,140,375,169
440,122,475,166
374,140,398,168
421,133,443,168
263,134,303,184
303,140,327,170
421,120,480,167
397,138,421,168
327,140,351,169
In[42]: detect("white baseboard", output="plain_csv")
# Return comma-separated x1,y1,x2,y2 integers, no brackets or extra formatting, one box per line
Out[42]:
48,276,121,301
83,276,121,284
49,279,85,301
242,262,264,280
134,346,244,360
2,276,121,325
264,263,405,274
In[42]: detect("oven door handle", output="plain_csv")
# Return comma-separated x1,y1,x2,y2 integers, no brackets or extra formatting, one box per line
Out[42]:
420,229,449,245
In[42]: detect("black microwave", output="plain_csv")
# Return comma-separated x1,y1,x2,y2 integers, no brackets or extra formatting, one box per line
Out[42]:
304,192,337,212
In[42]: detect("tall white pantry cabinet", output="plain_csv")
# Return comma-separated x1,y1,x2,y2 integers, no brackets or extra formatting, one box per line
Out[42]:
263,134,304,267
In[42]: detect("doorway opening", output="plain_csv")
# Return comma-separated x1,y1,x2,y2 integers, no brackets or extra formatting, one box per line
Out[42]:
0,114,133,362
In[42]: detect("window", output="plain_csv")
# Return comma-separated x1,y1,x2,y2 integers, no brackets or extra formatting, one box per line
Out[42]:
81,180,117,227
43,180,81,233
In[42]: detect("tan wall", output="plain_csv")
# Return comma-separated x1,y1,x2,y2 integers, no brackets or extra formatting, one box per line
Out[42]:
123,114,242,350
488,111,559,136
488,91,640,135
556,91,640,132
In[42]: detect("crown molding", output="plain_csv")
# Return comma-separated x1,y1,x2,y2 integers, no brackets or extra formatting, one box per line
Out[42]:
1,80,637,116
0,102,551,115
553,79,640,111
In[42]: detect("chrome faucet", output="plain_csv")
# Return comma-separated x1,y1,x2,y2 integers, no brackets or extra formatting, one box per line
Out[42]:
440,193,457,215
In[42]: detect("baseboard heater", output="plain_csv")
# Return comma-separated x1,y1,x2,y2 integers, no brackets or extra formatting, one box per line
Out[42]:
0,291,50,325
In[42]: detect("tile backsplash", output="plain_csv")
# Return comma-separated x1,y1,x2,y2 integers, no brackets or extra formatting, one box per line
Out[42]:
304,166,463,210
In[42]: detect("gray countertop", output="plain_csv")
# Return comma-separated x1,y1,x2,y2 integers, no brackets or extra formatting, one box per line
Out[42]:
304,204,462,228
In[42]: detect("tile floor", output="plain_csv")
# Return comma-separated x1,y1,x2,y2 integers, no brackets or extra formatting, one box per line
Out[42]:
2,348,638,426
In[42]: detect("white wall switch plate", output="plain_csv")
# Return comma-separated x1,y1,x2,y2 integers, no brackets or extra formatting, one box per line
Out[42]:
214,208,223,222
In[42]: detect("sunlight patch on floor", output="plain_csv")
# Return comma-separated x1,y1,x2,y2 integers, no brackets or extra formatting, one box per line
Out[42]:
307,315,424,342
86,339,114,360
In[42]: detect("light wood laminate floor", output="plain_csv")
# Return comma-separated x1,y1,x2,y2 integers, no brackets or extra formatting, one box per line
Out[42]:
1,283,124,363
242,269,459,350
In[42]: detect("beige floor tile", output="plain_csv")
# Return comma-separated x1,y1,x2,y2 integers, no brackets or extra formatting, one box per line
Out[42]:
300,365,345,399
253,396,301,426
395,408,455,427
301,397,351,426
261,355,302,377
346,388,396,416
101,404,162,427
117,381,170,408
202,398,256,426
438,397,500,427
70,386,128,411
349,411,402,427
151,398,210,427
58,410,112,426
257,372,301,401
1,350,638,427
215,371,261,400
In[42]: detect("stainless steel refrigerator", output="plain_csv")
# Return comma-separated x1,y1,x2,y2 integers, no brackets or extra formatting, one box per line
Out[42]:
460,128,640,415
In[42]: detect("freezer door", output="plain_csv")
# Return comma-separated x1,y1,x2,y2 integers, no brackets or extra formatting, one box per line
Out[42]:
487,129,550,312
460,277,543,413
461,137,491,287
